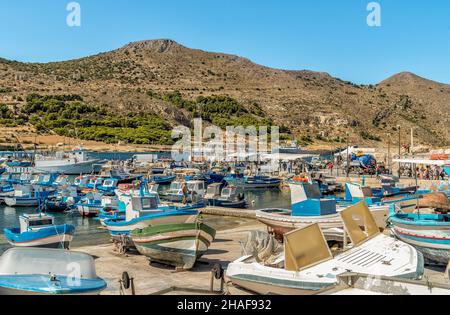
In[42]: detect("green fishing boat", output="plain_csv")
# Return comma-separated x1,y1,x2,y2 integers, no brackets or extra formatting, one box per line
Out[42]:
130,222,216,270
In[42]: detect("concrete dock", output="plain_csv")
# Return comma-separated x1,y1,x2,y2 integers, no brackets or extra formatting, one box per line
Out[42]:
75,218,450,295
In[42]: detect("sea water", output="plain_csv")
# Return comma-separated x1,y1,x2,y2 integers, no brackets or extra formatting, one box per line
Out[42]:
0,187,291,253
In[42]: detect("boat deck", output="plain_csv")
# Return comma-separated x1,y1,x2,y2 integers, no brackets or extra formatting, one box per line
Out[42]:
75,220,450,295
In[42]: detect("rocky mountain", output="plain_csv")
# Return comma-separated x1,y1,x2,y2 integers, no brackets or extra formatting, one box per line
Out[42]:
0,39,449,148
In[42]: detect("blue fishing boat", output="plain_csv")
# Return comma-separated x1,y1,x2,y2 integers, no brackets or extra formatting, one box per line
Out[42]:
4,186,56,207
0,248,107,295
104,191,202,240
160,180,206,203
340,182,419,212
149,174,177,185
244,176,281,189
75,192,104,217
388,205,450,265
4,213,75,249
30,173,60,187
205,183,247,208
223,173,245,186
45,186,82,212
256,181,344,241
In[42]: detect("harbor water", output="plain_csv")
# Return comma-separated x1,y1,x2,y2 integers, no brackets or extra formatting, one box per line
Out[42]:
0,187,291,253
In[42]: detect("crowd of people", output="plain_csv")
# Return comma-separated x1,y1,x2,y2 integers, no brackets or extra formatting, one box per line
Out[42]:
400,165,448,180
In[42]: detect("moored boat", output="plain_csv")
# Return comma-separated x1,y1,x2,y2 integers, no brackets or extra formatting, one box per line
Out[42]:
4,213,75,249
244,176,281,189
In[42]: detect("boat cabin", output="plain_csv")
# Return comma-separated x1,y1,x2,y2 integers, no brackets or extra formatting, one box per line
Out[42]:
186,180,206,196
19,213,54,233
220,186,245,201
100,178,120,191
289,182,337,217
345,183,381,204
53,175,69,186
74,175,91,188
87,177,105,189
122,194,162,221
30,173,59,186
205,183,222,199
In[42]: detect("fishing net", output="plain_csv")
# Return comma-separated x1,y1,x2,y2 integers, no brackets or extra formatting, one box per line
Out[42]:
240,231,284,267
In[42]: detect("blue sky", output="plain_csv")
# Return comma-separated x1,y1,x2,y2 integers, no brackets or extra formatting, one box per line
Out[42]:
0,0,449,84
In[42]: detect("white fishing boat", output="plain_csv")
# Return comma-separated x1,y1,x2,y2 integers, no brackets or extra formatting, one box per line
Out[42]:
316,273,450,295
226,202,424,295
34,148,105,175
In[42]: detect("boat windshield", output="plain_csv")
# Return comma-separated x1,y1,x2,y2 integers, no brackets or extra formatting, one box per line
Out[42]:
221,188,231,198
28,218,54,227
170,182,182,190
141,197,159,210
188,182,204,191
103,180,115,187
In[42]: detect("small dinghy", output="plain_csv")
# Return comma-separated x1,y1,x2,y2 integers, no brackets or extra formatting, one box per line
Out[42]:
131,221,216,270
227,202,423,295
388,205,450,265
4,213,75,249
0,248,106,295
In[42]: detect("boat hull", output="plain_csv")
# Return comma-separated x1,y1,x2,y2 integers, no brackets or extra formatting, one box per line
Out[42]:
207,199,247,209
256,209,344,241
4,225,75,249
132,223,216,270
34,160,103,175
390,221,450,265
0,276,106,295
77,204,102,217
4,198,40,207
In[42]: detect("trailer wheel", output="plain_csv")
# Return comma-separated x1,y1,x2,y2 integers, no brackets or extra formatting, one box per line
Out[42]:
122,272,131,289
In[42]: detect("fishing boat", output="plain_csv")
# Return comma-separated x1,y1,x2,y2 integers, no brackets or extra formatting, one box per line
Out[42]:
4,213,75,249
34,148,105,175
104,191,201,242
4,185,55,207
226,202,423,295
205,183,247,208
75,192,104,217
30,173,60,187
223,173,245,186
0,248,107,295
160,180,206,203
44,186,81,212
388,205,450,265
316,273,450,295
131,221,216,270
256,181,344,241
244,176,281,189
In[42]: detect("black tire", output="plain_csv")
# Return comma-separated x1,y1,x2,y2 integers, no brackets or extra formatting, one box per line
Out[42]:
122,272,131,289
211,263,224,280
